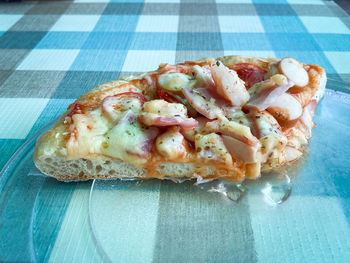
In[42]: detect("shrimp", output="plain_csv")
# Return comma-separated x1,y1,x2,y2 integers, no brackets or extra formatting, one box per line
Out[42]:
267,92,303,127
140,99,198,130
156,128,188,160
211,61,250,107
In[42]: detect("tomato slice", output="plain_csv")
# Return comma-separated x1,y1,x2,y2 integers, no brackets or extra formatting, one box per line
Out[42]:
230,63,266,89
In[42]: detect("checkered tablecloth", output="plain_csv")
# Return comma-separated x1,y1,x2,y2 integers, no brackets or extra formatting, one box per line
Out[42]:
0,0,350,262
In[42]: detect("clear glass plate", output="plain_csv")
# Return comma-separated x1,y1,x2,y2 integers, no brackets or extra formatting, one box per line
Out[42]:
1,89,350,262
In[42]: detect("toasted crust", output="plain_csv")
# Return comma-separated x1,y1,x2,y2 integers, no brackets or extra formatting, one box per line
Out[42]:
34,55,326,182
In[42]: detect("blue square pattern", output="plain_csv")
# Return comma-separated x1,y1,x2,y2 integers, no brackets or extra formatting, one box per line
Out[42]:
103,3,144,15
177,33,223,51
300,17,350,34
0,31,47,49
252,0,288,3
0,139,24,169
273,51,338,74
52,71,122,99
82,32,134,50
253,3,296,16
324,51,350,75
0,14,23,31
36,32,90,49
50,15,101,32
259,16,307,33
266,33,321,51
17,50,79,71
313,34,350,52
93,15,139,32
0,98,49,139
70,50,128,71
222,33,272,50
130,33,177,50
110,0,145,3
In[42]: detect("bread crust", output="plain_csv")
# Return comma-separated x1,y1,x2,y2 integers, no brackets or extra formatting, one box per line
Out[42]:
34,55,326,182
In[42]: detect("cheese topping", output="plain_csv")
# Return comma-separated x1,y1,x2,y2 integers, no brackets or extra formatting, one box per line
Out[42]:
158,72,194,92
67,108,110,160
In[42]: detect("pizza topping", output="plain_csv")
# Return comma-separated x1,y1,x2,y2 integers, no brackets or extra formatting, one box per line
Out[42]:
182,87,224,120
267,92,303,123
246,74,294,111
67,108,110,160
247,111,288,164
226,110,252,129
229,63,266,89
211,61,250,106
245,162,261,179
183,86,240,118
191,65,216,89
143,99,187,117
156,128,188,160
126,127,159,159
158,63,191,75
194,133,232,165
283,145,302,163
158,72,194,92
195,87,240,116
181,116,211,142
140,99,198,130
221,135,260,163
284,127,307,149
101,92,146,122
157,89,198,117
157,89,179,103
205,118,259,146
142,116,198,130
298,100,317,139
278,57,309,87
265,62,280,80
249,111,282,139
200,115,261,164
103,110,159,165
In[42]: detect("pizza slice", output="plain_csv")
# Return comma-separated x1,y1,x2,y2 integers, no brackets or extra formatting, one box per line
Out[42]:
34,55,326,182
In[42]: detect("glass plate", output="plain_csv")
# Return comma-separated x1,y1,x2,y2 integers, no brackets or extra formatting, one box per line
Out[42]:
1,89,350,263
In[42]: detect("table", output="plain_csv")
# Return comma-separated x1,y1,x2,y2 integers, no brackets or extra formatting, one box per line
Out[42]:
1,1,350,262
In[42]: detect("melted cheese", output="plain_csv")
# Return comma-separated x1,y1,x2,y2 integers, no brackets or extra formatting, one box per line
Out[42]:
66,108,150,166
156,129,187,160
67,108,110,160
195,133,232,165
143,99,187,117
102,97,142,123
102,114,152,166
227,110,251,127
158,72,194,91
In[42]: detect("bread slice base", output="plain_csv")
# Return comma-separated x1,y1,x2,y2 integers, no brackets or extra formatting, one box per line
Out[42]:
34,154,230,182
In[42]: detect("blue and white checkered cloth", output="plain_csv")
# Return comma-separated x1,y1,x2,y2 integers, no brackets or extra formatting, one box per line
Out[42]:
1,0,350,262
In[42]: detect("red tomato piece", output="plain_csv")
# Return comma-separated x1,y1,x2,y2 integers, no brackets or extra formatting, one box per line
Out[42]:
230,63,266,89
